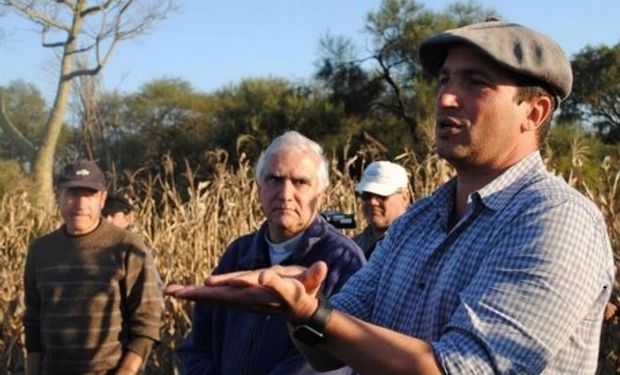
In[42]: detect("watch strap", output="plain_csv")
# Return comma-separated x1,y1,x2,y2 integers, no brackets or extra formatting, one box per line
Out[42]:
292,294,333,346
305,294,332,332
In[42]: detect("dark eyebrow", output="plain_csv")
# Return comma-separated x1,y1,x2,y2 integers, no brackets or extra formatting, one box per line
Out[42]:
439,65,492,79
265,173,283,180
462,68,494,80
292,176,312,183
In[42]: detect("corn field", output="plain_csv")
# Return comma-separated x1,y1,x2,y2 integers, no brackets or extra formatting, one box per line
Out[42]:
1,148,618,374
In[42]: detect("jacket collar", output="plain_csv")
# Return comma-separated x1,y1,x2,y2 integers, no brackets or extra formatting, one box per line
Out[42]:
240,214,329,268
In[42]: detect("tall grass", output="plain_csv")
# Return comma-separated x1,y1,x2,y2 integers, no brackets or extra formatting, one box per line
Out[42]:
1,147,618,373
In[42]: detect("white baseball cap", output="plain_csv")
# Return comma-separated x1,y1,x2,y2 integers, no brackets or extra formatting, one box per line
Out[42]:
355,161,409,197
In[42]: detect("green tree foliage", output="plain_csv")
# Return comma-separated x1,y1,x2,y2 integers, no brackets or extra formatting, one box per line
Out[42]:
0,81,47,161
545,122,617,187
560,43,620,142
315,34,385,118
90,77,363,181
119,79,210,168
209,78,352,163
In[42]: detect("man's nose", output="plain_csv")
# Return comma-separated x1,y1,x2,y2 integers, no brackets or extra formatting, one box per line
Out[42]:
370,196,384,205
437,85,460,109
363,195,383,206
278,179,294,200
73,196,87,207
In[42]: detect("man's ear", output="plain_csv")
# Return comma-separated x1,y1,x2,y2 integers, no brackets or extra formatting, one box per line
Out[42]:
402,190,411,204
312,188,325,211
99,191,108,210
523,95,553,132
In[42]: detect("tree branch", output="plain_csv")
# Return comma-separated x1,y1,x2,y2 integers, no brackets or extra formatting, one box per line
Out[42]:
40,24,67,48
374,50,419,142
3,0,72,32
80,0,115,17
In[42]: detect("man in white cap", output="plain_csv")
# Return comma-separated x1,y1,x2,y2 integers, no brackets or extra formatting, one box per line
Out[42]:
353,161,410,259
166,19,616,374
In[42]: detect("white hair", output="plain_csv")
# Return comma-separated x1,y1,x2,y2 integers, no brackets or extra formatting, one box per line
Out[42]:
255,131,330,191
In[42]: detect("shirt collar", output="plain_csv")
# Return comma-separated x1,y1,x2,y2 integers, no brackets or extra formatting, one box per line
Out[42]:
431,151,546,224
475,151,545,212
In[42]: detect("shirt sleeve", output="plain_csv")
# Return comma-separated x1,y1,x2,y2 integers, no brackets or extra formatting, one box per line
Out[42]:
23,244,43,352
330,227,394,321
433,198,614,374
123,243,164,360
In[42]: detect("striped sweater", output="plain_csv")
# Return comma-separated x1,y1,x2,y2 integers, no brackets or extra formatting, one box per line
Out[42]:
24,220,163,374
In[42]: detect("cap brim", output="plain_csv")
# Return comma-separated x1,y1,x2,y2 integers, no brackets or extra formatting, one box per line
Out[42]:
355,182,400,197
59,181,106,191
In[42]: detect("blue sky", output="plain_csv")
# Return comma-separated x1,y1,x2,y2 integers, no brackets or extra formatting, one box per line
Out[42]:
1,0,619,101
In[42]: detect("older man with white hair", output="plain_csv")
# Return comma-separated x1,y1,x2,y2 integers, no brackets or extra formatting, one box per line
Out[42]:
176,131,365,375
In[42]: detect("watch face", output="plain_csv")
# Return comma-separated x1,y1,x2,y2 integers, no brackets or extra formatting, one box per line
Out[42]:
292,324,325,346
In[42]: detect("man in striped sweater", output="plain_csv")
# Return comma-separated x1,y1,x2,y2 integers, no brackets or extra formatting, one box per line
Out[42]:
24,159,163,375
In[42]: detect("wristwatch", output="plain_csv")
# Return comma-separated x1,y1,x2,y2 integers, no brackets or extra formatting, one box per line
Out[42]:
292,295,333,346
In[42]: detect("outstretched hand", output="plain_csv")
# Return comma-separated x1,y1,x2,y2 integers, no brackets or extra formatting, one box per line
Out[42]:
165,261,328,322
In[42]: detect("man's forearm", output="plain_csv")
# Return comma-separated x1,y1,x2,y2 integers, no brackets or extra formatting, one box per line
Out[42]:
114,351,144,375
26,352,43,375
296,310,443,375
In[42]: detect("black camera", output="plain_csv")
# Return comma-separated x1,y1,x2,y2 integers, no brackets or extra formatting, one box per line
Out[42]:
320,211,356,229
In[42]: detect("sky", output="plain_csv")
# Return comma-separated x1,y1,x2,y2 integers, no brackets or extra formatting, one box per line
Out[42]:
1,0,619,102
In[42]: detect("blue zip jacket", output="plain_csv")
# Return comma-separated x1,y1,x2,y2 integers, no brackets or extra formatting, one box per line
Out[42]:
177,215,366,375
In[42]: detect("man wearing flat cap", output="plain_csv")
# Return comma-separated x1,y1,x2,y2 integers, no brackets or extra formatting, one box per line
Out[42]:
353,161,410,259
166,20,616,374
24,159,163,375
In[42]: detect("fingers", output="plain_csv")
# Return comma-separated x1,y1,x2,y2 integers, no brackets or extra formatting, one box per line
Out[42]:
164,285,212,299
164,283,286,313
164,284,186,295
205,265,308,287
205,269,257,286
259,268,312,320
258,261,329,322
300,261,328,295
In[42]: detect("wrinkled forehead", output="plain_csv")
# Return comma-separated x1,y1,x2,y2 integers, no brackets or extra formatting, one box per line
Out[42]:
264,149,320,178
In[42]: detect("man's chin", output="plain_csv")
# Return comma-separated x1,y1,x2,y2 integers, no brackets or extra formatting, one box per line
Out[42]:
369,217,389,227
271,210,297,220
369,214,386,222
272,219,297,230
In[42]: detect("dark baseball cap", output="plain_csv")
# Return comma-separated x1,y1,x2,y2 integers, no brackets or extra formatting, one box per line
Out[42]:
102,193,133,216
418,19,572,101
56,159,107,191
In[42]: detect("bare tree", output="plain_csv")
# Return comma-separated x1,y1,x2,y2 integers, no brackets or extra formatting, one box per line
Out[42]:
0,0,175,209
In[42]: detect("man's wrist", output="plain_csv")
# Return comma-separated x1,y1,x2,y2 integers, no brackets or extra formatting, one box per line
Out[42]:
309,294,333,330
115,368,138,375
293,295,320,324
292,294,333,346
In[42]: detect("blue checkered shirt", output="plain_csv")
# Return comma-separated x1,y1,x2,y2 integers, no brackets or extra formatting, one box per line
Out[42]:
331,152,616,374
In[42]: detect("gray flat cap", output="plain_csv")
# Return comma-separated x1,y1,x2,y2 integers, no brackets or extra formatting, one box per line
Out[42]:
419,20,572,101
